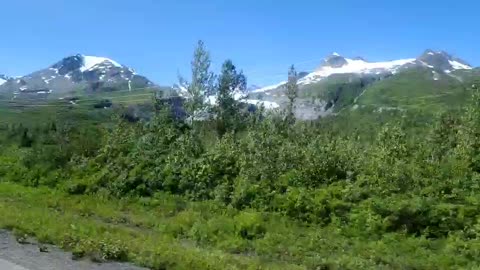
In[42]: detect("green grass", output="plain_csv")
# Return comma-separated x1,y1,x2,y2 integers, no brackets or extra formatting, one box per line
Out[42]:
76,88,157,104
0,88,160,127
0,182,303,270
0,103,113,127
1,182,480,269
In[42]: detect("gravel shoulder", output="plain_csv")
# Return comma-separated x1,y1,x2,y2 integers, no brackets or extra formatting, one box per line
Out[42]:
0,230,148,270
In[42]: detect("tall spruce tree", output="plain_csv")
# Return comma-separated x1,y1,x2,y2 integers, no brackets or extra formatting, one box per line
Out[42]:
285,65,298,125
215,60,247,136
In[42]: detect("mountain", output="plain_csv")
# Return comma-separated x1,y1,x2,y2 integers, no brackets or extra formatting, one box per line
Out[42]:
247,50,475,119
255,50,473,93
0,54,155,99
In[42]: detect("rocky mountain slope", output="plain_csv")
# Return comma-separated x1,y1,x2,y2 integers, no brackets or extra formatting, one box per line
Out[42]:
0,55,155,99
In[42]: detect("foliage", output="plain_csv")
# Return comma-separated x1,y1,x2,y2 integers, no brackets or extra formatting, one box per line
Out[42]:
180,40,215,119
214,59,247,137
285,65,298,125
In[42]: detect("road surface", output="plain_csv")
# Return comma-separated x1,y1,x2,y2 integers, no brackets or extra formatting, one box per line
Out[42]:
0,258,28,270
0,230,148,270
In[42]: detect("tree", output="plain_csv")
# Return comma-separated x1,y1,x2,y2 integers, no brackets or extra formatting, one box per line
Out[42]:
454,83,480,173
285,65,298,125
20,128,33,148
428,112,459,162
215,60,247,136
180,40,215,120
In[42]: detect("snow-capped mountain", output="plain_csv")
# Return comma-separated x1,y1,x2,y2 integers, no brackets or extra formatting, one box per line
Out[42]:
299,54,415,85
0,54,154,98
254,50,472,93
245,49,475,120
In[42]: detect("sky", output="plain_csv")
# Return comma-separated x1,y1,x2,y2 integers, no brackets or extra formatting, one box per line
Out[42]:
0,0,479,87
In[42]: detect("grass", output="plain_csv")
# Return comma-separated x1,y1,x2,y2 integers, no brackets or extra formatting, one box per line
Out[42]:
76,88,157,105
1,182,480,269
0,182,303,270
0,101,110,127
0,88,160,127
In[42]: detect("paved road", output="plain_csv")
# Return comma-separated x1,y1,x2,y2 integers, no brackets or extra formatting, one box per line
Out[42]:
0,230,148,270
0,258,28,270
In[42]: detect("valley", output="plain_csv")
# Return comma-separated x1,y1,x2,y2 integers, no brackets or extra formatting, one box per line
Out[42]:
0,44,480,270
3,0,480,268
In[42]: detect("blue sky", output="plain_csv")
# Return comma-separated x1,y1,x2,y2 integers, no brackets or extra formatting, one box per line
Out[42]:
0,0,478,86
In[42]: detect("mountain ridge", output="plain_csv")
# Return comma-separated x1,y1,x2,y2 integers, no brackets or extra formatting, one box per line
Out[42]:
255,49,473,92
0,54,155,99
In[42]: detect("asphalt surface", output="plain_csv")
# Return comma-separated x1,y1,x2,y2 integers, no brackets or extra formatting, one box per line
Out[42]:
0,230,148,270
0,258,28,270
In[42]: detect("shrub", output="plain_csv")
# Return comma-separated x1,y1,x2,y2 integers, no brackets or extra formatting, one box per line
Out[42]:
234,211,266,240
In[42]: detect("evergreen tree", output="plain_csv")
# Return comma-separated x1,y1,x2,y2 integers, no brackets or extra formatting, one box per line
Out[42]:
428,112,459,162
285,65,298,125
455,83,480,173
20,128,33,148
215,60,247,136
180,40,215,120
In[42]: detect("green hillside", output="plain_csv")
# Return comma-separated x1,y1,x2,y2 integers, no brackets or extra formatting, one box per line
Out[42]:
249,67,478,119
299,73,385,112
356,68,475,113
0,88,162,127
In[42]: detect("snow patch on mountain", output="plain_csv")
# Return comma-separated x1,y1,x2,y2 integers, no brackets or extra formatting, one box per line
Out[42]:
449,60,472,70
420,61,434,68
206,94,279,109
80,55,122,72
253,56,417,92
251,81,287,93
0,74,10,86
174,83,277,109
244,99,280,109
299,57,415,85
49,68,59,74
